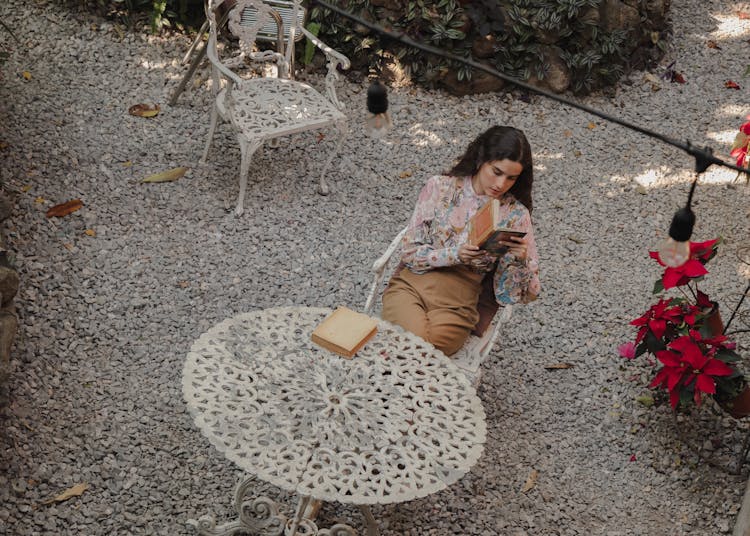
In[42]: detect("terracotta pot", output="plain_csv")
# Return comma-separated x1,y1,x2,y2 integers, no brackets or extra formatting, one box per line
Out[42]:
719,386,750,419
704,301,724,337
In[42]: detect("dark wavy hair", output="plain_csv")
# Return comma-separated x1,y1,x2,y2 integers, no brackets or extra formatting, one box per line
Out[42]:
448,126,534,213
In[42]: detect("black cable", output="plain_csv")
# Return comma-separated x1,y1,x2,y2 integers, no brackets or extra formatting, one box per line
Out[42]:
312,0,750,178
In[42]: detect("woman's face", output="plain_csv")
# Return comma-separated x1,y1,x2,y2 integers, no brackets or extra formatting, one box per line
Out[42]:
472,159,524,199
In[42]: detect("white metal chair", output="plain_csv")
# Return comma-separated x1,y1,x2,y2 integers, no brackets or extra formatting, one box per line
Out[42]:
169,0,306,105
364,227,513,387
201,0,350,215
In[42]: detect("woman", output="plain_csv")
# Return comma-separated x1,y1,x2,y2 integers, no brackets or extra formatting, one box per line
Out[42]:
382,125,541,356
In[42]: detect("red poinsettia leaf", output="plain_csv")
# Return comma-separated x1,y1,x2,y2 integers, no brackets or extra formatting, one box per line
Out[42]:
649,250,665,266
741,122,750,135
725,80,741,89
667,368,684,391
630,310,650,326
656,350,682,367
649,318,667,339
680,259,709,278
696,290,712,308
702,359,734,377
690,238,718,257
650,367,669,388
634,327,645,345
662,269,688,290
692,239,721,264
695,374,716,394
672,72,686,84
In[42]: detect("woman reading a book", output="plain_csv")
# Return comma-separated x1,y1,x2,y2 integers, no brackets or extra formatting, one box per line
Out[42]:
382,125,540,356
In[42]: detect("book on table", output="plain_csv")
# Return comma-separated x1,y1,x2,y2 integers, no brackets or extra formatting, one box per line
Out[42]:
311,306,379,359
467,198,526,255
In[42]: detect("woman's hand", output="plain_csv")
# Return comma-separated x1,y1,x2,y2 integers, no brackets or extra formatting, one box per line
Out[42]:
459,243,486,265
499,235,529,262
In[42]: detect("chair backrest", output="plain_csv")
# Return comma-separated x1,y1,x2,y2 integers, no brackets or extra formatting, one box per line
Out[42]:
238,0,306,43
212,0,305,67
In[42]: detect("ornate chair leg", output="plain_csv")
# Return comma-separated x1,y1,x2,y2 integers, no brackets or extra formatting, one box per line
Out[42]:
169,40,208,106
357,505,380,536
317,120,347,196
202,103,219,163
235,137,263,216
182,19,208,65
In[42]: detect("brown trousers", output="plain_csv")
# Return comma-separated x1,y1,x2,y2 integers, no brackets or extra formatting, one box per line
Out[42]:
382,267,483,356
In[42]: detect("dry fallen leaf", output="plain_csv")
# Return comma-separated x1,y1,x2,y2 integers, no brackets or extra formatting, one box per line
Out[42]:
128,103,160,118
399,170,412,178
725,80,741,90
63,243,74,251
587,122,596,130
178,281,190,288
140,167,188,183
739,11,750,19
642,73,661,92
563,129,572,138
121,161,133,167
42,483,89,505
21,185,32,193
46,199,84,218
544,362,574,370
573,150,582,157
84,229,96,237
671,72,686,84
521,469,538,493
21,71,31,81
706,40,722,50
316,132,325,143
636,395,655,407
34,197,45,204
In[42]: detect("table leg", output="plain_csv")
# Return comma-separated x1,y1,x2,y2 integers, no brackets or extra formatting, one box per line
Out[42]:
186,477,286,535
285,494,311,535
358,505,380,536
186,481,359,536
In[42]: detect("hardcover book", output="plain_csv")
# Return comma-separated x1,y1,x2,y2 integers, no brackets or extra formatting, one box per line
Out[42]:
311,306,379,359
467,199,526,255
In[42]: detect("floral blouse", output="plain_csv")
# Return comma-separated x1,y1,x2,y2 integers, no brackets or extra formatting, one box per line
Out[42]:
401,175,541,304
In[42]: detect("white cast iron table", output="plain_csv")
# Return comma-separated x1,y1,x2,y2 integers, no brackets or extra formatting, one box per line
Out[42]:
182,306,487,535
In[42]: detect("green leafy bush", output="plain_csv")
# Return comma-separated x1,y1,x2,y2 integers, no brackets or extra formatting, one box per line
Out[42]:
310,0,667,94
68,0,204,32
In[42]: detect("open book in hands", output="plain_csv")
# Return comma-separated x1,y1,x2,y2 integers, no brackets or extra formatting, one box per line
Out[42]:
467,199,526,256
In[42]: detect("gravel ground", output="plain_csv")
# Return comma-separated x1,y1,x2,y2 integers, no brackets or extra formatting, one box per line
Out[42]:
1,0,750,534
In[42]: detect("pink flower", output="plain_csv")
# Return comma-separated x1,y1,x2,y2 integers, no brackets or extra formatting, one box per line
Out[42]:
618,342,636,359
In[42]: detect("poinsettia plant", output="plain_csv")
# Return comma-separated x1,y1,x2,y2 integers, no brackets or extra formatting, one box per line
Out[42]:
731,116,750,179
620,238,746,410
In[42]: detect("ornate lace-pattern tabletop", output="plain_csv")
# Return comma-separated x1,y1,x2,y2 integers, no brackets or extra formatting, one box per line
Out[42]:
183,306,487,505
